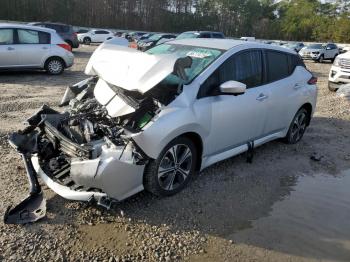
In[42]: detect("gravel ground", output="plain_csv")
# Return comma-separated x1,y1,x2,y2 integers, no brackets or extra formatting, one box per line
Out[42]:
0,46,349,262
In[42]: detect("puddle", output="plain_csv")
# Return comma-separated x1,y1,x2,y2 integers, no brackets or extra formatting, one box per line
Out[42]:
231,169,350,261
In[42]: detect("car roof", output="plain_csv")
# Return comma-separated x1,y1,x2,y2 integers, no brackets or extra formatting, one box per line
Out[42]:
0,23,56,33
31,22,71,26
167,38,296,53
180,31,224,34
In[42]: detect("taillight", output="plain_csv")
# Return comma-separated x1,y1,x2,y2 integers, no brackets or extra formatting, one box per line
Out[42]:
307,76,317,85
57,43,72,52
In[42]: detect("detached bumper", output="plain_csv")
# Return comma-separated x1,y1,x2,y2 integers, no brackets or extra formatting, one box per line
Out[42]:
32,156,107,202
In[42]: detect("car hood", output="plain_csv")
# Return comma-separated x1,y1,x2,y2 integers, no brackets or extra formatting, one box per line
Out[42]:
337,52,350,59
301,48,323,53
85,43,180,94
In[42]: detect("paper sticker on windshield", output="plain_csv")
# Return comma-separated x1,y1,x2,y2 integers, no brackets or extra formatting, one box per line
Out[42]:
186,50,212,59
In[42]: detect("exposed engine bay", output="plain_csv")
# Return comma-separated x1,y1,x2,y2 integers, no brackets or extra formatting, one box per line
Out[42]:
4,44,193,224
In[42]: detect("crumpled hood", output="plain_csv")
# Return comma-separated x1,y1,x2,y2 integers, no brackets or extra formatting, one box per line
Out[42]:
85,43,180,94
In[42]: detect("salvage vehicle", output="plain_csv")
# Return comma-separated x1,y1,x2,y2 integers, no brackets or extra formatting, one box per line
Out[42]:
0,23,74,75
299,43,339,63
4,39,317,224
328,51,350,91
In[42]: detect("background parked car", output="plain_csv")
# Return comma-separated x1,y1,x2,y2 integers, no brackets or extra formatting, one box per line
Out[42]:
137,33,176,51
283,42,305,52
0,23,74,74
29,22,79,49
176,31,225,40
78,29,114,45
299,43,339,62
328,51,350,91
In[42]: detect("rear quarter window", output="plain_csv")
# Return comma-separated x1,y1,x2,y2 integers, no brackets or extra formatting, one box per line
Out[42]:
266,51,290,82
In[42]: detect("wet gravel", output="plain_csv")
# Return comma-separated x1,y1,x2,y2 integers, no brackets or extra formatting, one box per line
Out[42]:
0,46,349,261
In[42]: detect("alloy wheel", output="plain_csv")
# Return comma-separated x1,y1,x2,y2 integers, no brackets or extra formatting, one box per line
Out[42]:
290,111,307,143
48,60,63,74
157,144,193,191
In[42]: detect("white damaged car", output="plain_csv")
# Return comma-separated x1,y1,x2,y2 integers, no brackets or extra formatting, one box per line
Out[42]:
5,39,317,224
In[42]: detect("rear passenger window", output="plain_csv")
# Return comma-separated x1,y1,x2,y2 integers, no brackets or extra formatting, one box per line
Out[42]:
17,29,50,44
0,29,14,44
266,51,289,82
288,54,305,74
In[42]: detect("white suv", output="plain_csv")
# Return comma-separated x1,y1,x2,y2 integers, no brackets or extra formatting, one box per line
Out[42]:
328,51,350,91
0,23,74,74
77,29,114,45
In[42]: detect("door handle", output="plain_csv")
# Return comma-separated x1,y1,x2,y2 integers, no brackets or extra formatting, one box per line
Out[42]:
294,83,302,90
42,47,48,50
7,47,15,51
256,93,268,101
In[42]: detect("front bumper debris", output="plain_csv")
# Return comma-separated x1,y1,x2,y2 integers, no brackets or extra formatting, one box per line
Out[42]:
4,104,147,224
4,132,46,224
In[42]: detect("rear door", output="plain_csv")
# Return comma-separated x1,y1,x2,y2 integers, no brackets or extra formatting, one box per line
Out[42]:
0,28,17,67
263,50,305,134
15,28,51,67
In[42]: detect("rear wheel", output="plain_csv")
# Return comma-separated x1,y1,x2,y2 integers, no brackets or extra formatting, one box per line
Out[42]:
144,137,197,196
284,108,309,144
83,37,91,45
45,58,64,75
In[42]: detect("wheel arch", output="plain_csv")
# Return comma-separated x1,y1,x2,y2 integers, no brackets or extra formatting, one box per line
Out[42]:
179,132,203,172
299,102,313,126
44,56,67,68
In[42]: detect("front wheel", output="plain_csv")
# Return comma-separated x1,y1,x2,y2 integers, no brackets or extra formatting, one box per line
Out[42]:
284,108,309,144
83,37,91,45
143,137,197,196
318,55,324,63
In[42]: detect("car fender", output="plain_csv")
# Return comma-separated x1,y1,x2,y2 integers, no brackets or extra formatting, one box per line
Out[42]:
132,106,207,160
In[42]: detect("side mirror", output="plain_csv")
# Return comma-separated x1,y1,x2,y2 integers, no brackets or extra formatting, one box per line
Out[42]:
220,80,246,95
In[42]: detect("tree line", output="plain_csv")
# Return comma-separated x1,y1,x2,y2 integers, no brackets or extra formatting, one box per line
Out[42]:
0,0,350,42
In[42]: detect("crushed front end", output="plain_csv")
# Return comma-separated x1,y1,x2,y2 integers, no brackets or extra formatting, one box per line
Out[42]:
4,77,159,224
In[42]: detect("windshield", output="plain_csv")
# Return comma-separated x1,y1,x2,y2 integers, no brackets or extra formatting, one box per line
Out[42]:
148,34,163,41
307,44,324,49
147,43,223,84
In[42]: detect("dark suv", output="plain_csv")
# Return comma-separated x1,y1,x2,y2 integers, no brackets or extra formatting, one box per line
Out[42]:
29,22,79,49
176,31,225,40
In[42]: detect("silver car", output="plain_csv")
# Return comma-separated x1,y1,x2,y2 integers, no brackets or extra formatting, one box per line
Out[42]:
0,23,74,74
5,39,317,223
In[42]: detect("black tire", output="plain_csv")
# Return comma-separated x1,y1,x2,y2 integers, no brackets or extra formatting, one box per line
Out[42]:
83,37,91,45
144,137,197,196
45,57,65,75
65,40,73,49
284,108,309,144
328,81,339,92
331,53,338,62
318,55,324,63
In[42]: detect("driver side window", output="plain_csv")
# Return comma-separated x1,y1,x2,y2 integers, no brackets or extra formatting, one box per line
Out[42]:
198,50,263,98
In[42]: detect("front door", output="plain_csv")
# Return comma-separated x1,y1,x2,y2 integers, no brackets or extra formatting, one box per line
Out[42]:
195,50,268,156
0,28,18,67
